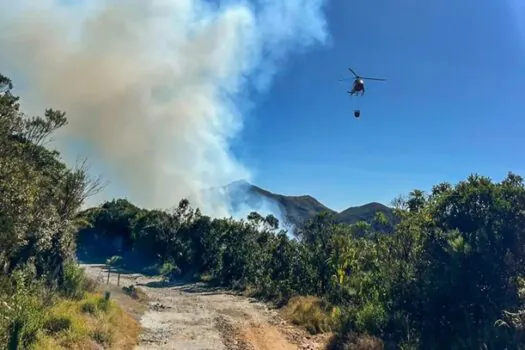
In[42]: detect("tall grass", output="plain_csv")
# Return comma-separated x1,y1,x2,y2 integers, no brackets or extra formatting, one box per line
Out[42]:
0,264,140,349
35,292,140,349
281,296,341,334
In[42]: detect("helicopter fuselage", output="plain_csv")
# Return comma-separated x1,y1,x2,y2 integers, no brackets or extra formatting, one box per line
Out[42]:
353,79,364,91
349,79,365,95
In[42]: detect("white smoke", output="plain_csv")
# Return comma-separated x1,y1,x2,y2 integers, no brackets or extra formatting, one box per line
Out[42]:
0,0,328,217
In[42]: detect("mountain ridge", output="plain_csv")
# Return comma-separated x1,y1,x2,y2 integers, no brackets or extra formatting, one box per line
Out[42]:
214,180,396,232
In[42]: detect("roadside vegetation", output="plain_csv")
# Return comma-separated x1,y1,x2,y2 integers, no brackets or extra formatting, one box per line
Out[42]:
78,168,525,348
0,74,140,349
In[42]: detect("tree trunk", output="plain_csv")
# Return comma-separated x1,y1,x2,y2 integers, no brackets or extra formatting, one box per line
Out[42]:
107,265,111,284
8,320,23,350
117,272,121,287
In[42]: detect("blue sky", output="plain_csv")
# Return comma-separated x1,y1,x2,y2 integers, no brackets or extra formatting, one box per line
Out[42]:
232,0,525,211
2,0,524,213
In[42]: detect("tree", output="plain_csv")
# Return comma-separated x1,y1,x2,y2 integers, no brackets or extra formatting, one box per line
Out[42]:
0,73,106,348
0,73,102,282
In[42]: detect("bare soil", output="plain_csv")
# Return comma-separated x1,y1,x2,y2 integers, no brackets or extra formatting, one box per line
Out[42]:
81,264,331,350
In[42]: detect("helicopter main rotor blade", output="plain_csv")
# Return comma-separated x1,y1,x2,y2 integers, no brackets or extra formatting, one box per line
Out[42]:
348,67,359,77
338,78,355,81
361,76,386,81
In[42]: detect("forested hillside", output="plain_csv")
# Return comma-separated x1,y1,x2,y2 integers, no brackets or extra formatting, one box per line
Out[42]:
79,173,525,349
0,74,139,349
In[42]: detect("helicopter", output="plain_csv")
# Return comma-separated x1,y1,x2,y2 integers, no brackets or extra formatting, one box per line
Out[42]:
339,67,386,118
339,67,386,96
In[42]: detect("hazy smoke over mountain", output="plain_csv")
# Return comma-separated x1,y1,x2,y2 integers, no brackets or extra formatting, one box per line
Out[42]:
0,0,328,218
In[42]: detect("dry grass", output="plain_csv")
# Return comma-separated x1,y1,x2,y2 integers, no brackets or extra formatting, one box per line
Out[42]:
34,292,140,350
327,332,385,350
348,334,384,350
281,296,341,335
98,283,148,322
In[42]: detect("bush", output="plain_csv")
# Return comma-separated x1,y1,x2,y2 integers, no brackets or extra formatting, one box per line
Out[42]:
98,293,111,312
328,332,384,350
61,262,89,300
1,293,47,349
0,271,48,349
353,301,387,335
44,316,72,334
282,296,341,334
81,299,98,314
122,285,149,302
159,260,181,281
80,294,113,315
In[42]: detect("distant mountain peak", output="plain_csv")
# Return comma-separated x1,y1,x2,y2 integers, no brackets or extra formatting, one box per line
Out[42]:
226,179,250,188
215,180,395,232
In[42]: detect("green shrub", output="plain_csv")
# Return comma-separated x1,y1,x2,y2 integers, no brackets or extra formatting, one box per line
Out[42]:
159,260,181,281
81,300,98,314
354,301,387,335
98,293,111,312
44,316,72,334
61,262,88,300
122,285,149,302
0,269,48,349
80,294,113,315
0,290,47,349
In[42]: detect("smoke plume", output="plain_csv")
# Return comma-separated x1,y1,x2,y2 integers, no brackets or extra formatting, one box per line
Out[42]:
0,0,328,217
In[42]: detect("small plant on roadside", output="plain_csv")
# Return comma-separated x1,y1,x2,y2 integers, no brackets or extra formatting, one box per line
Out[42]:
122,285,149,302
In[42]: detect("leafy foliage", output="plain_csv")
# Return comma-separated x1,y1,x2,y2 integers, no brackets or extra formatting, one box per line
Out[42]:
0,73,123,348
79,171,525,349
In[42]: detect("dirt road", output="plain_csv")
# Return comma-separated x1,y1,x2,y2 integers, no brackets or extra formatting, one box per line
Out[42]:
82,264,329,350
